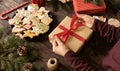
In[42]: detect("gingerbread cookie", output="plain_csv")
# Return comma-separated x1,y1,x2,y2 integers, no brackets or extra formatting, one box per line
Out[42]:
23,30,36,38
41,14,53,25
9,4,53,39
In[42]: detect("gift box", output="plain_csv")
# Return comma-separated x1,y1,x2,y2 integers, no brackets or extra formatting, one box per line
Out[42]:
73,0,106,14
49,15,93,53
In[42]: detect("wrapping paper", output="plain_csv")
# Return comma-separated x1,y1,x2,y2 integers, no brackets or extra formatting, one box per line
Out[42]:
73,0,106,14
49,16,93,53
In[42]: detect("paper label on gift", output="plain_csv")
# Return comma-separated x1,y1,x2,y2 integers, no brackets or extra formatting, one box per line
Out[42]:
73,0,106,14
49,16,93,53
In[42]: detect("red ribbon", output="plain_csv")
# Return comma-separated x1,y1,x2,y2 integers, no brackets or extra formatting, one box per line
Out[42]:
32,0,44,6
56,14,86,43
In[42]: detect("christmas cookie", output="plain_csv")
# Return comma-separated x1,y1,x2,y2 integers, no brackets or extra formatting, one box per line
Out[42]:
12,25,25,33
33,22,49,34
23,30,36,38
27,4,39,13
41,14,53,25
108,18,120,27
9,4,53,39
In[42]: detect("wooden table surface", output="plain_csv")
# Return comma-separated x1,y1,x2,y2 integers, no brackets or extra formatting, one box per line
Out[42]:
0,0,73,71
0,0,117,71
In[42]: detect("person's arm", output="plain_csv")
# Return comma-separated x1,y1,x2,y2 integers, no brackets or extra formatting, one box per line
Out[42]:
64,50,99,71
77,14,120,43
92,19,120,43
50,36,99,71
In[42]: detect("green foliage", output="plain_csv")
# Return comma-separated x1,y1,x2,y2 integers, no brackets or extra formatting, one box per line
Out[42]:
84,0,102,6
33,63,41,71
0,29,41,71
45,0,72,11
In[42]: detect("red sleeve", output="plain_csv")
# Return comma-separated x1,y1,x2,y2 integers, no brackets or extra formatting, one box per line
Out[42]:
92,19,120,43
64,50,99,71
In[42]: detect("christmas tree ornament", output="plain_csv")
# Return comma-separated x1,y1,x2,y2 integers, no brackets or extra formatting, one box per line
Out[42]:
17,46,27,56
23,63,33,71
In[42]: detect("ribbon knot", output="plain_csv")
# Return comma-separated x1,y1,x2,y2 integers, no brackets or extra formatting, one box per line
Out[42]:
56,14,85,43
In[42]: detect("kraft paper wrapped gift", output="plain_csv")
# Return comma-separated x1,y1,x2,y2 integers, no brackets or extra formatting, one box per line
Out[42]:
49,16,93,53
73,0,106,14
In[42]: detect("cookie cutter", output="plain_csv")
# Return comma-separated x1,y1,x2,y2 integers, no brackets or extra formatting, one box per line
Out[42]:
0,1,29,20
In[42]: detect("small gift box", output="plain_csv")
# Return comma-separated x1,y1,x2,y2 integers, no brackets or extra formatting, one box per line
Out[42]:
49,15,93,53
73,0,106,14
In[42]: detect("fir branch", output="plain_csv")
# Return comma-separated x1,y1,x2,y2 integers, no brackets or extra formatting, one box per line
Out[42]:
0,28,41,71
14,62,20,71
6,61,14,71
0,59,6,70
33,63,41,71
45,0,72,11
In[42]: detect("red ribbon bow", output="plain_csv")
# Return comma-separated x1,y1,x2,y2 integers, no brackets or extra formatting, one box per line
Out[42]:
56,14,86,43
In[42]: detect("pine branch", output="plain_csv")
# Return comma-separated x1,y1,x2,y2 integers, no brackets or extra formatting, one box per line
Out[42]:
45,0,72,11
0,59,6,70
6,61,14,71
0,28,41,71
14,62,20,71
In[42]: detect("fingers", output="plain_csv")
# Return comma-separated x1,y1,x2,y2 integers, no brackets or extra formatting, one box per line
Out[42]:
50,36,59,52
52,39,57,52
77,13,92,20
54,35,63,45
49,35,56,43
50,35,63,51
53,40,57,47
50,36,57,47
76,14,86,23
49,37,53,43
77,13,86,19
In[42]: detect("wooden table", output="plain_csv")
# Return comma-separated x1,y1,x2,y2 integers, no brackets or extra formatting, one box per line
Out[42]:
0,0,117,71
0,0,73,71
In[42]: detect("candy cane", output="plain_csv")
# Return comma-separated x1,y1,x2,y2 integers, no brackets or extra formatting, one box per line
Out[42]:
0,1,29,20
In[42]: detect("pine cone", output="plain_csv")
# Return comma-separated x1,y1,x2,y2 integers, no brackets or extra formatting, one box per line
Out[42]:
23,63,33,71
17,46,27,56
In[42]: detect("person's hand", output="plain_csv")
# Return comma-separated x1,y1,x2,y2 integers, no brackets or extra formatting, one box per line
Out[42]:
50,35,70,56
77,14,95,28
